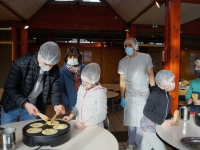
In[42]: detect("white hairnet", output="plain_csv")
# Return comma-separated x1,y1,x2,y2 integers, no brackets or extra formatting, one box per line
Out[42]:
81,63,101,84
38,41,61,65
195,59,200,64
155,70,175,87
124,37,139,51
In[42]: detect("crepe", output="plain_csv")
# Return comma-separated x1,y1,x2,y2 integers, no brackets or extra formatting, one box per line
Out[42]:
47,120,59,126
30,122,44,128
26,127,42,133
53,124,68,130
192,93,198,100
42,128,58,135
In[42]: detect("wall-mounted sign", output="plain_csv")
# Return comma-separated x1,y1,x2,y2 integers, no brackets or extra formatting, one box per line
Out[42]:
84,51,92,62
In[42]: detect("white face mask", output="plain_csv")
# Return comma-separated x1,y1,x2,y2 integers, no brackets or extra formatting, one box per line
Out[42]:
167,82,175,91
39,63,52,72
82,83,92,89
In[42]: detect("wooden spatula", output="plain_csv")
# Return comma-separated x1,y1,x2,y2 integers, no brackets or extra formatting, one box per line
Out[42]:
37,112,49,122
50,114,57,124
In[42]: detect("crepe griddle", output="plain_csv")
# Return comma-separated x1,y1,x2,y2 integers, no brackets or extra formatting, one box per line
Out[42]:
22,120,71,147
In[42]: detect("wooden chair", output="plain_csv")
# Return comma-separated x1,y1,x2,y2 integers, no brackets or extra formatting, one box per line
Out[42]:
112,77,120,84
111,91,122,115
178,89,188,106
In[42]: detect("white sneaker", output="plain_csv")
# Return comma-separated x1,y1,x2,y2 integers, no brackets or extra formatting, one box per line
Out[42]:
126,145,134,150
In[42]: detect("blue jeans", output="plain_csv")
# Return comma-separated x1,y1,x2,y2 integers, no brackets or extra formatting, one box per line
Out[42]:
188,104,200,113
1,107,37,125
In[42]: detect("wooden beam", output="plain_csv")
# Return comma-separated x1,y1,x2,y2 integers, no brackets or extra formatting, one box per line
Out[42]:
0,0,24,20
181,0,200,4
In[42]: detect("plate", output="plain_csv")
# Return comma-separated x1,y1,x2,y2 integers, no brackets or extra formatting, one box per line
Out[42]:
181,137,200,150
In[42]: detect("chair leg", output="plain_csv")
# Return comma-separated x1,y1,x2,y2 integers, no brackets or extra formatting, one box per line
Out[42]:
111,99,114,116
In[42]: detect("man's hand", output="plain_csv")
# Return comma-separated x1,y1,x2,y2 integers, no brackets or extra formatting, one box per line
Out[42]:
120,98,126,108
63,114,74,122
24,102,38,116
54,105,65,115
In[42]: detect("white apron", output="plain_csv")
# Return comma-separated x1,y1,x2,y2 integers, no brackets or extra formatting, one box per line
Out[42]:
124,54,150,127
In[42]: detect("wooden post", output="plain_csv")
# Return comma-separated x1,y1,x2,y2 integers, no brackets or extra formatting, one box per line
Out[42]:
21,23,28,55
164,0,180,113
12,21,17,60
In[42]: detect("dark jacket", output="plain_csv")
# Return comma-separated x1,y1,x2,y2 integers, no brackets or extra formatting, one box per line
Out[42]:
1,52,62,114
143,86,173,125
60,63,85,110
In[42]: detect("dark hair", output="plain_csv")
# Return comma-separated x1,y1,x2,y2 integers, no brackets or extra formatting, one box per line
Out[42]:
63,46,82,63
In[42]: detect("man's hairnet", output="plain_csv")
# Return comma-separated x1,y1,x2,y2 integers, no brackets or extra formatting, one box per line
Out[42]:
195,59,200,64
38,41,61,65
81,63,101,84
124,37,139,51
155,70,175,87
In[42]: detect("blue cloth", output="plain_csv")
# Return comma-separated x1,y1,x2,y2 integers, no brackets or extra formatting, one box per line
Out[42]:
185,78,200,113
120,98,126,108
1,107,36,125
60,63,85,110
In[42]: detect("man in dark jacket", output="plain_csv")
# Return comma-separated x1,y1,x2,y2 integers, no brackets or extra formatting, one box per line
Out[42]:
1,41,65,125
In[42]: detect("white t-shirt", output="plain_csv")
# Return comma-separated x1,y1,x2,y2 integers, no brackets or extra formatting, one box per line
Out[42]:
118,52,153,75
118,52,153,91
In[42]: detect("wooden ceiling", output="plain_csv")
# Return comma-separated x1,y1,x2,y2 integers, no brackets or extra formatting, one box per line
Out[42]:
0,0,200,25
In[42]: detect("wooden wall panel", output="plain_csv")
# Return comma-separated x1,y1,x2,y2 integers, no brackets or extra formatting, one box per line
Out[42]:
28,4,125,31
102,48,124,83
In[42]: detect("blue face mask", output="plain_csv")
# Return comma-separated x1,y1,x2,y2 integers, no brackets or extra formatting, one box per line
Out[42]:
67,60,78,66
125,47,134,56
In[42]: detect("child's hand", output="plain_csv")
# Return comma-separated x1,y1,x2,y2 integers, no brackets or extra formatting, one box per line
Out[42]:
74,121,90,130
173,120,179,126
187,98,193,104
193,99,200,105
161,119,174,127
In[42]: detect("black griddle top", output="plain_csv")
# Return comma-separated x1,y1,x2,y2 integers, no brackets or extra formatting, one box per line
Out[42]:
22,120,70,138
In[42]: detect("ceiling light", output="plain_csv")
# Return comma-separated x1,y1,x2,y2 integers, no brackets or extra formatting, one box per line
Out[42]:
125,23,131,32
125,28,129,32
152,24,158,28
156,1,164,8
24,24,29,29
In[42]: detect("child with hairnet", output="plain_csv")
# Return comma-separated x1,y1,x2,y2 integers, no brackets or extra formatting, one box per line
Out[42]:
63,63,107,130
140,70,178,150
186,59,200,112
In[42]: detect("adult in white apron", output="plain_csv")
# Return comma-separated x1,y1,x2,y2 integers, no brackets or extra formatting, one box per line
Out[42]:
118,37,155,150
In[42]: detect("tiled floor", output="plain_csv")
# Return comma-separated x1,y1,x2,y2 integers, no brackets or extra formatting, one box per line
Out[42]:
45,104,172,150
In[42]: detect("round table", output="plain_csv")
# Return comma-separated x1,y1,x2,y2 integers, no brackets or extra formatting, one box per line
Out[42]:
101,84,120,92
107,91,119,99
1,119,118,150
156,115,200,150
